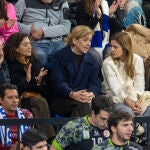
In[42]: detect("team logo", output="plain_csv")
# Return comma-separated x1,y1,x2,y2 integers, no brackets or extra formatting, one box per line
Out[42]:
94,130,100,136
103,130,110,137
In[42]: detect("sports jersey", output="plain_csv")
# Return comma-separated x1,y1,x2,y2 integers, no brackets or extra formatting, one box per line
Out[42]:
92,138,143,150
52,116,110,150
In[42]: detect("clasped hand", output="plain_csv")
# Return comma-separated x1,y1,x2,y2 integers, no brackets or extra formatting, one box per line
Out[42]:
70,89,95,103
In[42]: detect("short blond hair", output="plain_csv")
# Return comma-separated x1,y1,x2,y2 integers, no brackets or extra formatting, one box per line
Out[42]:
65,25,94,46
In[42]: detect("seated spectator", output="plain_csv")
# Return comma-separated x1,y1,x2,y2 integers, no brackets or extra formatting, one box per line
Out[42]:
76,0,110,58
0,0,18,43
50,95,114,150
0,84,33,150
0,40,11,84
50,25,101,117
102,31,150,117
15,0,71,65
3,32,55,139
92,111,143,150
117,0,146,28
21,128,48,150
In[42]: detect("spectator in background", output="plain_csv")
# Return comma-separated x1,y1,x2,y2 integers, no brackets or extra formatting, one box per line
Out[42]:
117,0,146,28
76,0,110,58
102,31,150,117
102,30,150,141
0,0,18,43
22,128,48,150
0,84,33,150
3,32,55,139
15,0,71,65
0,40,11,84
50,25,101,117
50,95,114,150
92,111,143,150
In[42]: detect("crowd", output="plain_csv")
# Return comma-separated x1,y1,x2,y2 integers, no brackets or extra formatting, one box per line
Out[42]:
0,0,150,149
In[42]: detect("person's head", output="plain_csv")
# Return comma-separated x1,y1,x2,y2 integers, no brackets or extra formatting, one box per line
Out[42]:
108,111,133,143
117,0,128,10
41,0,52,4
0,84,19,114
90,95,114,129
0,0,8,20
3,32,35,62
110,31,135,79
0,40,4,64
22,128,48,150
80,0,101,15
65,25,94,55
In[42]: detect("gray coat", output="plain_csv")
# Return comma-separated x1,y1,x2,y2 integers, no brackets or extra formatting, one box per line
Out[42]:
15,0,71,42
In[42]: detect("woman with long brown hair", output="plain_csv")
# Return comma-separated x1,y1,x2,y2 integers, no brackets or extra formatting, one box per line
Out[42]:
102,31,150,117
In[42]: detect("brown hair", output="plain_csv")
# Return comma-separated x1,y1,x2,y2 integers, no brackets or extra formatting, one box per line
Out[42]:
65,25,94,46
0,0,8,20
80,0,96,16
110,31,135,79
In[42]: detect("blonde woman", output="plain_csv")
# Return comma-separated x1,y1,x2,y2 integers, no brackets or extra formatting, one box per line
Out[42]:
50,25,101,117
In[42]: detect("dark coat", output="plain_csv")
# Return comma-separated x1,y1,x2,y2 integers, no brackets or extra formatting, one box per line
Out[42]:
76,1,124,36
0,60,11,84
51,45,102,99
7,56,48,97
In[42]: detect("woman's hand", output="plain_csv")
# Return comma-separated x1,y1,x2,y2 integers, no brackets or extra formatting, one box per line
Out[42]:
94,0,102,19
70,90,95,103
124,98,142,115
36,67,48,84
133,99,142,115
26,63,32,82
6,19,15,28
109,1,118,17
0,18,5,27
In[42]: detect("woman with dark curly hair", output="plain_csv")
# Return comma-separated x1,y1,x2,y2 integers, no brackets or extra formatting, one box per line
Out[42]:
3,32,55,138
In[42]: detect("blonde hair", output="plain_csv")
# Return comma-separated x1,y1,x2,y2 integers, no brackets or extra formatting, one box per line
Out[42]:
111,31,135,79
65,25,94,46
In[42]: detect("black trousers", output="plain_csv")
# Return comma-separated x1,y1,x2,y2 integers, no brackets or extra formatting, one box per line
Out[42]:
49,97,91,117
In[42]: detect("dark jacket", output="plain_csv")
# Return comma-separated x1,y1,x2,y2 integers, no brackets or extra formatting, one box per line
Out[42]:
0,61,11,84
51,45,101,99
76,1,124,36
7,56,48,97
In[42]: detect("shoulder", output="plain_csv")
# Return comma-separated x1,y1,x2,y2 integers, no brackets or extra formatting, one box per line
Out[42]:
21,108,33,119
103,56,114,66
6,2,15,9
133,54,144,64
64,117,86,129
129,141,143,150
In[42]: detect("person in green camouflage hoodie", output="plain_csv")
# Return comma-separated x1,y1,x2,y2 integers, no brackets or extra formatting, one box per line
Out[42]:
92,110,143,150
50,95,114,150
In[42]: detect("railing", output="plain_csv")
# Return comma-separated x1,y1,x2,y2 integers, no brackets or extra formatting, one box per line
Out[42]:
0,116,149,149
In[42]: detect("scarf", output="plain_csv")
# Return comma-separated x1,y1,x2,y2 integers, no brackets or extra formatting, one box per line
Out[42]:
91,0,110,58
0,106,28,145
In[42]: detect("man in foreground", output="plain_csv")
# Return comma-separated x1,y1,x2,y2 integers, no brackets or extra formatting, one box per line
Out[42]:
92,110,143,150
22,128,48,150
50,95,114,150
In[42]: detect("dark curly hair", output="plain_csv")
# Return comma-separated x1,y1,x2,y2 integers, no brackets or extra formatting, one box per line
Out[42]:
3,32,36,62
